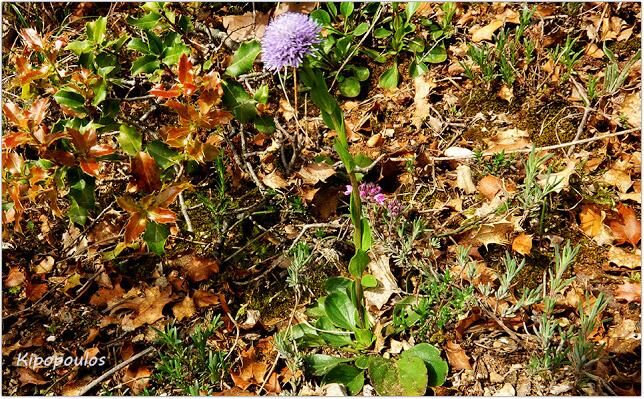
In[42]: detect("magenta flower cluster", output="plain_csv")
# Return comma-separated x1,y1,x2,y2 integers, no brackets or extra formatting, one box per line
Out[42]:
261,13,321,72
344,183,386,205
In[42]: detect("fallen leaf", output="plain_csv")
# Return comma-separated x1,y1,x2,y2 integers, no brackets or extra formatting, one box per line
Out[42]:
25,282,48,302
601,160,633,193
606,318,641,354
222,12,269,42
620,91,641,129
484,128,531,153
497,84,513,102
193,289,220,308
115,286,174,331
471,20,504,42
579,204,604,237
262,169,288,189
445,340,472,370
512,233,533,255
4,267,25,288
477,175,503,200
412,74,434,128
168,252,220,282
456,165,477,194
297,163,336,185
124,365,152,395
17,368,48,386
364,247,399,311
614,282,640,303
90,283,126,308
607,246,641,269
172,295,196,321
33,256,54,274
231,347,269,390
608,204,641,247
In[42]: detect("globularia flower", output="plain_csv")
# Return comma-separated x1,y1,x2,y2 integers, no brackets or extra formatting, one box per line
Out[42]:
261,12,321,71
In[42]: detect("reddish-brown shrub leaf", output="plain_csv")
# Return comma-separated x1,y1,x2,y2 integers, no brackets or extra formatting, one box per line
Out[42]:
131,152,161,192
124,213,148,243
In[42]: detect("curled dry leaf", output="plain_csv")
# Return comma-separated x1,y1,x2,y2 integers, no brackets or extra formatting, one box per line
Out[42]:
297,163,336,185
601,160,633,194
456,164,477,194
608,204,641,247
193,289,220,308
363,247,399,311
231,346,269,390
614,282,641,303
262,169,288,189
114,286,174,331
4,267,26,288
512,233,533,255
445,340,472,370
222,12,269,42
484,128,531,153
90,282,125,308
471,19,504,42
607,246,641,269
124,365,152,395
579,204,614,246
17,368,48,386
412,74,434,128
172,295,196,321
477,175,503,200
620,91,641,129
168,252,220,282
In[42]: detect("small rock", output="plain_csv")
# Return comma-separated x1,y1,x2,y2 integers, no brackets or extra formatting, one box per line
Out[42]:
489,371,504,384
362,384,375,396
323,383,347,396
550,383,573,395
493,383,516,396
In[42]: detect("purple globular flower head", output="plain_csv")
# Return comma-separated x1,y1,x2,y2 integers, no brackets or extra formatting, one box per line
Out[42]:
261,13,321,72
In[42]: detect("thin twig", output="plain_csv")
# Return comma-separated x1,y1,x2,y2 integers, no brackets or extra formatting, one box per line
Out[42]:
178,193,193,233
77,347,156,396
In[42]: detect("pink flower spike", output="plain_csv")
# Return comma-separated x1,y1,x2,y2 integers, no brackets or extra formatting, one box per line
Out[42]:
374,193,386,205
344,185,353,195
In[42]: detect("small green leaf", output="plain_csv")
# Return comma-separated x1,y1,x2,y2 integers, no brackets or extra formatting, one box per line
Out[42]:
340,2,354,17
131,54,160,75
361,274,378,288
310,9,331,26
339,77,361,98
325,292,359,331
304,355,352,376
373,28,392,38
409,59,428,78
86,17,107,45
91,80,108,107
143,221,169,255
316,317,354,347
146,140,180,169
254,116,275,133
225,39,261,77
352,66,370,81
145,30,163,55
400,344,448,387
222,80,257,123
325,276,353,294
378,63,399,89
54,89,87,115
162,42,190,65
253,84,269,104
424,43,448,64
352,22,369,36
398,356,428,395
118,125,142,156
127,12,162,30
323,365,364,396
360,218,372,250
406,2,421,21
66,40,92,55
349,250,370,278
368,356,428,396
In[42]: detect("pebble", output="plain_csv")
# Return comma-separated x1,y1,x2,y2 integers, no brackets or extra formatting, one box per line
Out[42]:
493,383,516,396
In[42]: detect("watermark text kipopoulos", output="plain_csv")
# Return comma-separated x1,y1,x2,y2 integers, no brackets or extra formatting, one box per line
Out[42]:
15,352,107,369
